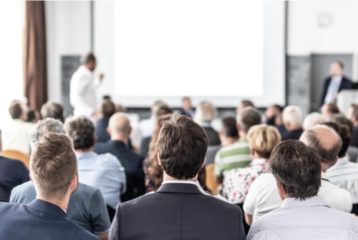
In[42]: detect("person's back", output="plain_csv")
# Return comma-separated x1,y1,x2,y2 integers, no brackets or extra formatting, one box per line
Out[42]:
248,196,358,240
109,114,246,240
10,181,110,234
115,183,244,240
0,200,98,240
0,156,29,202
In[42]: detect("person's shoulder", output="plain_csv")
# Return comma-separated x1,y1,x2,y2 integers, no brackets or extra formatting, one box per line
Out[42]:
0,202,24,217
62,218,99,240
97,152,120,164
76,183,101,196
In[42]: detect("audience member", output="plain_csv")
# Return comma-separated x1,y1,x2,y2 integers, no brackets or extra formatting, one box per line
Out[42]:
265,104,285,136
139,103,173,158
0,156,29,202
303,112,327,130
214,107,262,179
40,101,64,122
95,99,116,143
0,133,98,239
65,116,126,210
248,140,358,240
95,113,145,201
282,105,303,140
236,99,255,115
10,118,110,239
300,125,352,212
144,114,172,192
109,115,246,240
321,61,352,105
2,100,34,155
178,96,194,118
347,103,358,148
222,125,281,206
26,108,40,123
324,121,358,213
194,101,221,146
138,100,167,138
206,116,239,193
321,102,340,118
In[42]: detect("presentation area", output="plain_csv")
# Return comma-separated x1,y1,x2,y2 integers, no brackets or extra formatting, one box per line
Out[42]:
113,0,285,107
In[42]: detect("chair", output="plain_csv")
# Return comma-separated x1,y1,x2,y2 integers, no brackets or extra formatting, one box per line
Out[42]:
1,149,30,168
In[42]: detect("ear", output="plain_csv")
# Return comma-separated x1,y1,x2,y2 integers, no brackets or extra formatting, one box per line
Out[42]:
107,127,111,135
275,179,286,200
201,157,207,169
128,126,132,135
69,175,78,193
157,153,162,166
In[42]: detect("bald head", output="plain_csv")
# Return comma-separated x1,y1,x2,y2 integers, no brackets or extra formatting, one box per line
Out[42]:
108,113,131,141
300,125,342,171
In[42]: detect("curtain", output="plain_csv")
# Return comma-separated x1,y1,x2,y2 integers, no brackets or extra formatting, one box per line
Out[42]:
24,0,47,110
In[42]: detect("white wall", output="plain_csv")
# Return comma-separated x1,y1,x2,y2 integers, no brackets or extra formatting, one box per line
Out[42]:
46,1,91,102
288,1,358,55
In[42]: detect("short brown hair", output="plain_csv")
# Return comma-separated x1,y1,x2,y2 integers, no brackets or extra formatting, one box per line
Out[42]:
157,114,208,179
247,124,281,159
41,101,64,122
237,107,262,133
270,140,321,200
81,52,96,64
9,100,24,119
101,100,116,118
30,133,77,199
65,116,95,150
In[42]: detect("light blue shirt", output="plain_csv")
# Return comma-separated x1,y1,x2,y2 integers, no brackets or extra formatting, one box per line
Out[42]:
248,196,358,240
77,151,126,209
325,75,342,103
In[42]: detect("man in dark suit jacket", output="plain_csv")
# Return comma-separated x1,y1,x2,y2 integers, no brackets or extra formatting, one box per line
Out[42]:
321,61,352,105
0,156,29,202
95,112,145,201
109,115,246,240
0,133,98,240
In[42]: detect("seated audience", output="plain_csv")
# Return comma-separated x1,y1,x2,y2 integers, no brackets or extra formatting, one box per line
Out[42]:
321,102,340,118
144,114,172,192
325,121,358,212
10,118,110,239
214,107,262,179
300,125,352,212
178,96,194,118
206,116,239,193
244,125,353,225
109,115,246,240
0,133,98,239
95,113,145,201
96,99,116,143
2,100,34,155
221,124,281,205
347,103,358,148
41,101,65,122
281,105,303,140
265,104,285,136
194,101,221,146
0,156,29,202
248,140,358,240
65,116,126,209
140,103,173,158
303,112,327,130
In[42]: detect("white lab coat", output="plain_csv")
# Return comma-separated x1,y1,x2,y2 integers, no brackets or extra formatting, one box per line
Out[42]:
70,66,99,116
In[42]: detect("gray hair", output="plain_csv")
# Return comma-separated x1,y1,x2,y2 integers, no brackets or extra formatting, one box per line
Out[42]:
30,118,65,148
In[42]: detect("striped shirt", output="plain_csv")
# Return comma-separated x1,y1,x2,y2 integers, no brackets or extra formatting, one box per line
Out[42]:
326,157,358,203
214,139,251,176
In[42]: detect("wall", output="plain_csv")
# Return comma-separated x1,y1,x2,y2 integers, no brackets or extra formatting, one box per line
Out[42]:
46,1,91,102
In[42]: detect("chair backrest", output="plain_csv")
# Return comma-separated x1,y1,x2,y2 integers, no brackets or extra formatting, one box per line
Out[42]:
205,163,219,194
1,149,30,168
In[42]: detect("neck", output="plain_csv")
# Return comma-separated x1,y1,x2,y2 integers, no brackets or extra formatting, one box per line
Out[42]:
222,137,238,146
37,194,70,212
111,135,128,144
239,131,247,139
321,162,331,173
75,147,93,153
163,172,197,182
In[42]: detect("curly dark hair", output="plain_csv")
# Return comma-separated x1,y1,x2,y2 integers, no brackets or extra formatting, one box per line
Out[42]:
65,116,95,150
270,140,321,200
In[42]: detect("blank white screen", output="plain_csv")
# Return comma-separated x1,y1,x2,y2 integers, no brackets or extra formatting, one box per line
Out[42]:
114,0,285,107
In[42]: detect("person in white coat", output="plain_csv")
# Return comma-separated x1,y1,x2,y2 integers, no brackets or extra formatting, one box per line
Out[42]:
70,52,103,117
